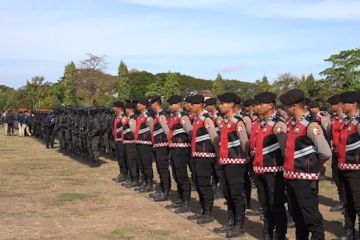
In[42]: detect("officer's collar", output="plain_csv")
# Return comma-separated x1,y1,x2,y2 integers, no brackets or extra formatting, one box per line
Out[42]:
196,110,208,118
154,109,163,117
261,111,277,125
291,111,310,124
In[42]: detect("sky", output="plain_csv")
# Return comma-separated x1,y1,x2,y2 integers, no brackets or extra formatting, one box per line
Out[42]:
0,0,359,88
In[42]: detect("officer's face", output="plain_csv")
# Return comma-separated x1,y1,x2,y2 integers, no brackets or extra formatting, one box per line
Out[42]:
190,103,202,113
258,103,271,116
169,103,179,113
341,102,357,113
206,105,216,112
253,104,260,114
285,104,296,116
219,102,233,114
137,104,145,111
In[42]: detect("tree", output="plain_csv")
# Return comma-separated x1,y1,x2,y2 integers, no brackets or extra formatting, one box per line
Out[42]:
320,48,360,90
272,73,300,94
162,72,180,100
62,62,78,105
79,53,107,72
212,74,225,96
255,75,272,92
117,61,131,101
145,78,164,97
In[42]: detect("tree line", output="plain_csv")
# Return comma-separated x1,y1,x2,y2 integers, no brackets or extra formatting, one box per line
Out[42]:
0,48,359,110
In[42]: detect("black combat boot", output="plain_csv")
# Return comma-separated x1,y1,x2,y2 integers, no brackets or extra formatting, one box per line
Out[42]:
165,198,184,209
154,190,169,202
175,199,191,213
149,191,161,199
187,209,205,220
197,208,214,224
338,229,355,240
225,217,245,238
140,179,153,193
214,209,234,233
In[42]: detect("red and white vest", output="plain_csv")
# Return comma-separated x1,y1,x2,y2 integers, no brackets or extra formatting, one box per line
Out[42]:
134,112,152,145
122,114,136,144
218,115,247,165
113,114,123,142
191,112,216,158
168,112,191,148
253,114,283,174
283,114,320,180
152,110,168,148
331,115,344,153
338,116,360,170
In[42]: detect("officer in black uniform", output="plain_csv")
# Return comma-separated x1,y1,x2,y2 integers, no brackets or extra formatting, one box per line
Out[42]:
166,95,193,213
150,95,171,201
279,89,331,240
337,91,360,240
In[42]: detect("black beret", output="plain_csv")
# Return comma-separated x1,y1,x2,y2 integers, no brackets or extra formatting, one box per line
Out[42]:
235,96,242,105
125,100,137,109
327,94,341,105
309,101,320,108
242,99,254,107
113,101,124,108
150,95,162,104
218,92,238,103
254,92,277,103
167,95,183,105
204,97,217,106
138,97,150,106
188,94,204,104
279,89,305,106
303,98,311,106
339,91,360,104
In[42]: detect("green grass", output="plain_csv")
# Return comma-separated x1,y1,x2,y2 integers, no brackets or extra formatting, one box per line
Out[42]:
107,228,135,240
56,192,92,202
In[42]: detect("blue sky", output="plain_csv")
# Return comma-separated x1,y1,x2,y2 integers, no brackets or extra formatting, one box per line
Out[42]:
0,0,359,88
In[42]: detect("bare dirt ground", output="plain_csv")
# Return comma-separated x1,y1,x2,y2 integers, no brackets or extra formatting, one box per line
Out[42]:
0,128,347,239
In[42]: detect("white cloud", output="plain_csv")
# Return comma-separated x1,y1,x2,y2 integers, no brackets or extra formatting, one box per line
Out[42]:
236,0,360,21
127,0,226,8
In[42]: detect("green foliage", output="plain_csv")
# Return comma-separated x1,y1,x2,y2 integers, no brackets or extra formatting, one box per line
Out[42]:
117,61,131,101
212,74,225,96
320,48,360,90
162,72,181,100
62,62,78,105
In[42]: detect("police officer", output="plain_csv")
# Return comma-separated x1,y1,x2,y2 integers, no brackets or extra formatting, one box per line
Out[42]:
122,100,140,188
166,95,193,213
279,89,331,240
253,92,287,240
337,91,360,240
205,97,223,199
327,94,345,212
213,92,248,238
150,96,171,201
112,101,127,183
187,94,218,224
134,97,154,193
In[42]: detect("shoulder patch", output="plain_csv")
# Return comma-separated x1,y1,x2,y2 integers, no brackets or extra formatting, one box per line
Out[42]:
311,124,321,136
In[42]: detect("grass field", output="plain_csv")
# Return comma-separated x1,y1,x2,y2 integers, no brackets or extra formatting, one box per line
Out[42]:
0,128,348,239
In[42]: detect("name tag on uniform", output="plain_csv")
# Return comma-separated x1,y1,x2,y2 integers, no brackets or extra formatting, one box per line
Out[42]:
294,126,300,134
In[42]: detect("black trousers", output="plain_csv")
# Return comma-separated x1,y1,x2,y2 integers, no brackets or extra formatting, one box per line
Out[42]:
46,127,54,147
332,154,343,204
212,160,222,185
286,179,324,240
257,172,287,239
169,148,191,201
193,157,215,211
222,164,246,223
154,147,171,192
244,162,252,209
115,141,127,176
136,144,154,183
91,136,100,161
124,143,139,180
339,170,360,233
